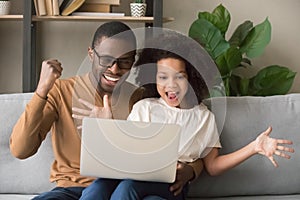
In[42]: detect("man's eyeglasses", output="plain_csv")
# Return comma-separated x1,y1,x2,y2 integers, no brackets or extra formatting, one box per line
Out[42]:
93,49,134,70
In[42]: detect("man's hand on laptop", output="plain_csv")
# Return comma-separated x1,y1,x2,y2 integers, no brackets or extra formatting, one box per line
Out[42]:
72,95,112,129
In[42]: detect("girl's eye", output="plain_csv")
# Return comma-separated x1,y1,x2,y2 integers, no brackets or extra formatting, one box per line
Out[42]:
176,74,185,79
158,76,167,80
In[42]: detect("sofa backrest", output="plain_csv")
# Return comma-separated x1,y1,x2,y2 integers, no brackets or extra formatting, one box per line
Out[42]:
188,94,300,198
0,93,55,194
1,92,300,197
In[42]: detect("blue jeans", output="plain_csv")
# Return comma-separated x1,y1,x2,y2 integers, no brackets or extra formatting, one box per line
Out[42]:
80,178,188,200
31,187,85,200
31,185,168,200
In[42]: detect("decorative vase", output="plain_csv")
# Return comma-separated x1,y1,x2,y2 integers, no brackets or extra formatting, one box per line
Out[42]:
0,1,10,15
130,3,146,17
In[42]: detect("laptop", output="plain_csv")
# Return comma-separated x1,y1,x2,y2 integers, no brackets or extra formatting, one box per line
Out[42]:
80,118,181,183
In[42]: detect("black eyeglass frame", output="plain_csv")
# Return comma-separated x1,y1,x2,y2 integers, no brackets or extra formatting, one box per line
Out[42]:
93,49,135,70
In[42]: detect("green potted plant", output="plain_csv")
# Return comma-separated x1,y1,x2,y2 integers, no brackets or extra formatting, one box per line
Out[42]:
189,4,296,96
0,0,10,15
130,0,147,17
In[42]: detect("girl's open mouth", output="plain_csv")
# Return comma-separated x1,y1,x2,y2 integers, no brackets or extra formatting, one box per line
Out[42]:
167,92,179,100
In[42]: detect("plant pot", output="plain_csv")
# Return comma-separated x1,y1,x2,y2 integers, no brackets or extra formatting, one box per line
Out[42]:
0,1,10,15
130,3,146,17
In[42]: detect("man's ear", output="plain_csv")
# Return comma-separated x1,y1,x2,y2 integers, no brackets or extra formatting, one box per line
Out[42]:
88,47,93,61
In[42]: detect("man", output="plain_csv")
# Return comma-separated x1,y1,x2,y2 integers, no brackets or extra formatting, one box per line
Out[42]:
10,21,202,199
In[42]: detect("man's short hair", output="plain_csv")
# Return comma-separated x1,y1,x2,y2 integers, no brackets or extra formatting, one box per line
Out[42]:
91,21,137,49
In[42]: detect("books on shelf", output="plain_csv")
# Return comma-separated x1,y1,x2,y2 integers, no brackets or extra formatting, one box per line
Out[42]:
33,0,122,16
84,0,120,5
71,12,125,17
60,0,118,16
53,0,60,15
61,0,85,16
34,0,61,16
36,0,46,16
77,3,111,12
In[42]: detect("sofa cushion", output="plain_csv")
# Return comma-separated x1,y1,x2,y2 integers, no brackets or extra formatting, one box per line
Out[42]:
188,94,300,198
0,93,55,194
188,194,300,200
0,194,37,200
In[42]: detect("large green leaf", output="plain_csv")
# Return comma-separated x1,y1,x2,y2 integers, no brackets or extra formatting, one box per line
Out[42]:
198,4,230,36
189,18,230,59
224,77,230,96
239,78,250,96
239,18,271,58
250,65,296,96
228,74,240,96
215,47,242,75
229,20,253,47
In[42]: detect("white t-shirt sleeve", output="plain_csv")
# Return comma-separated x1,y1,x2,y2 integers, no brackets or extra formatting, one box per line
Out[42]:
127,99,150,122
178,105,221,162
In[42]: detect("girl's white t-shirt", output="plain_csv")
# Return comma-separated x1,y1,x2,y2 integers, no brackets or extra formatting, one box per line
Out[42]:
127,98,221,162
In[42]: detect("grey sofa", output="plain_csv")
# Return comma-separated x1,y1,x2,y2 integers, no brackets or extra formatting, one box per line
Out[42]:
0,92,299,200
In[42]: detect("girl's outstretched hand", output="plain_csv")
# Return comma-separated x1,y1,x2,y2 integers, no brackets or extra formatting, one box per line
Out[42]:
254,126,294,167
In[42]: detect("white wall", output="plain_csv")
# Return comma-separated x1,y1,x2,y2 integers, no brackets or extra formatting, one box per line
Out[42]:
0,0,299,93
0,0,23,93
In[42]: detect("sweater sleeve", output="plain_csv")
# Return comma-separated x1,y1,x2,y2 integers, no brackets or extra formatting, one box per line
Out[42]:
10,91,58,159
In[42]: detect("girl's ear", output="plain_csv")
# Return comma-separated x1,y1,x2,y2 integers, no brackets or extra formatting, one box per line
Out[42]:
88,47,93,61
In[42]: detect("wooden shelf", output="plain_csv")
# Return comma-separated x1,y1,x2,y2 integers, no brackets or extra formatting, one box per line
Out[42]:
0,15,23,21
0,15,174,23
32,15,174,23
